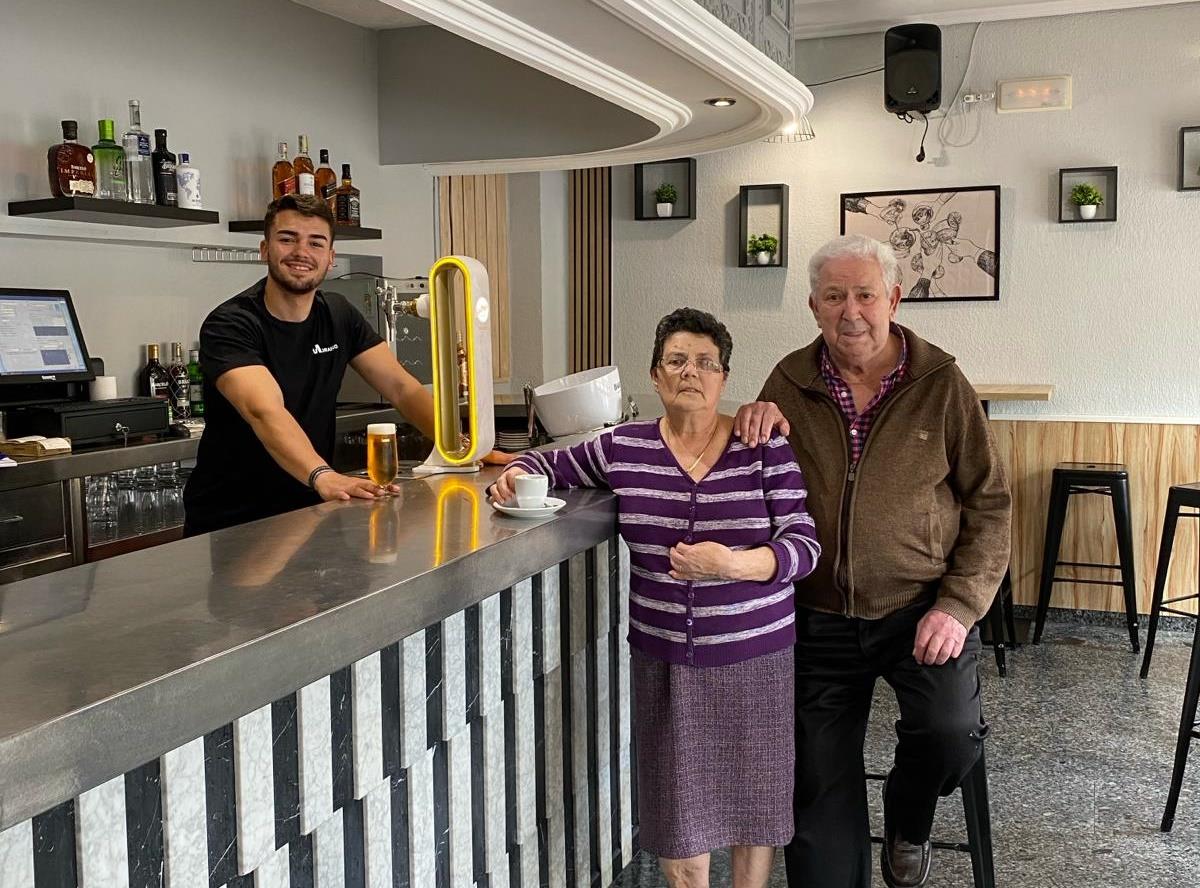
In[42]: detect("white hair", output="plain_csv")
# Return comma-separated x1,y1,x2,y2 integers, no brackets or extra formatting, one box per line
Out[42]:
807,234,900,293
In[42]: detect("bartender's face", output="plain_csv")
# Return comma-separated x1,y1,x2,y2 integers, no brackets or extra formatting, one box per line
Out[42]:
261,210,336,295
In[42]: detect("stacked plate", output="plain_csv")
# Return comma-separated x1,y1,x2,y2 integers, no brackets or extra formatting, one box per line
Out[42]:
496,430,532,452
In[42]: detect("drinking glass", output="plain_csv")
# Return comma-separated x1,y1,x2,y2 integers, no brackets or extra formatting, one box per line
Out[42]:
134,478,162,535
160,475,185,528
115,470,138,539
367,422,399,489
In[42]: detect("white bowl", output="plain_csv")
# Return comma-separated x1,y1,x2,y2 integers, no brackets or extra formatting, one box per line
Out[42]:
533,366,623,437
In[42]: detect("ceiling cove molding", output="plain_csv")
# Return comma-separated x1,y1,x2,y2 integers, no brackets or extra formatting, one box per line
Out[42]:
377,0,690,138
422,0,815,174
790,0,1195,39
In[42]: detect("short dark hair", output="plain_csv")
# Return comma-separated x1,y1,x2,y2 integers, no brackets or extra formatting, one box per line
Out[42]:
263,193,336,243
650,307,733,373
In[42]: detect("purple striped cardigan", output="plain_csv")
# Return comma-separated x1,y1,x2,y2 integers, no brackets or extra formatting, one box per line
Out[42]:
511,420,820,667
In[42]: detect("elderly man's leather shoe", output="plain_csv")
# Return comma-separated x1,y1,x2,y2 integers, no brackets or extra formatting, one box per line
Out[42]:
881,775,932,888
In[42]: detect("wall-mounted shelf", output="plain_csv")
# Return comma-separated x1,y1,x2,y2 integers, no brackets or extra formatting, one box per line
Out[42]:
8,197,219,228
1057,166,1117,223
737,183,788,267
1179,127,1200,191
229,220,382,240
633,158,697,220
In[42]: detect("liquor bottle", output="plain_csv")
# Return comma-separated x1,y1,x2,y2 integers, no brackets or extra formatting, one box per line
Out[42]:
334,163,360,226
186,348,205,418
140,344,173,422
47,120,96,198
122,100,154,205
92,119,127,201
294,134,315,196
175,153,202,209
167,342,190,419
151,129,177,206
271,141,295,200
314,149,337,209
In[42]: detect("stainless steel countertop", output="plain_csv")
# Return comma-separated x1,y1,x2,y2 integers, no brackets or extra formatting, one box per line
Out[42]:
0,406,402,492
0,464,615,830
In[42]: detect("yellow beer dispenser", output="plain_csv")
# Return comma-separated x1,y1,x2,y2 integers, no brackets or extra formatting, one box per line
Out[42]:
394,255,495,474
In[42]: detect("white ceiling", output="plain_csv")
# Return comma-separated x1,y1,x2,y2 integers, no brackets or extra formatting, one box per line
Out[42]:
789,0,1198,38
290,0,424,28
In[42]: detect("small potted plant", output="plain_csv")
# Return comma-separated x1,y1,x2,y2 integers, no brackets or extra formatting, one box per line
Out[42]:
748,233,779,265
654,183,678,218
1069,182,1104,220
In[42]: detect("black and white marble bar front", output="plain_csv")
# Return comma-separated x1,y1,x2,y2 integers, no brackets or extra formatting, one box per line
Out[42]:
0,468,636,887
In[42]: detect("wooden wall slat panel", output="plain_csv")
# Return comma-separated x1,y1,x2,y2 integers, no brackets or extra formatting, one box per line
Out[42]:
435,174,511,381
567,168,612,373
993,419,1200,615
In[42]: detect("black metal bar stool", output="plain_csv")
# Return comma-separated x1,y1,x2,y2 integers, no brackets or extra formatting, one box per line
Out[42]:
984,568,1019,677
1140,482,1200,678
867,750,995,888
1032,462,1139,651
1161,601,1200,831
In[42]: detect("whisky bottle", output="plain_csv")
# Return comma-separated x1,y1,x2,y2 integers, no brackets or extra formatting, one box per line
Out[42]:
186,348,205,418
334,163,360,226
92,119,127,201
48,120,96,198
271,141,295,200
151,129,177,206
122,100,154,205
167,342,190,419
294,134,315,196
314,148,337,208
175,153,202,209
140,344,173,422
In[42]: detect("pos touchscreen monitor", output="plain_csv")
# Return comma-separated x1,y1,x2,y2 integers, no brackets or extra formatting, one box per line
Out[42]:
0,287,95,385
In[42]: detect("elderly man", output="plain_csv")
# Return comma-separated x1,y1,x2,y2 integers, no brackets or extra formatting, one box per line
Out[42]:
735,234,1011,888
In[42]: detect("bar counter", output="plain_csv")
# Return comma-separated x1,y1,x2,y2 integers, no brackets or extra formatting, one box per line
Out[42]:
0,466,633,887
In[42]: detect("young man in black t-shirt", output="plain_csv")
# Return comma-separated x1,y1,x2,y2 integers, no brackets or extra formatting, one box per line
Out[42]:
184,194,509,535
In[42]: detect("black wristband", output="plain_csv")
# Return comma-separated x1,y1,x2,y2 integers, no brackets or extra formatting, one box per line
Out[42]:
308,465,334,490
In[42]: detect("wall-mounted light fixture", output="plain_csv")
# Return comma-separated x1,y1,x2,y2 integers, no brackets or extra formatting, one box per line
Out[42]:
704,97,737,107
996,75,1072,113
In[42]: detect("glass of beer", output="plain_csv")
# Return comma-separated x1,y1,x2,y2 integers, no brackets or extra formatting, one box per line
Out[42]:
367,422,399,490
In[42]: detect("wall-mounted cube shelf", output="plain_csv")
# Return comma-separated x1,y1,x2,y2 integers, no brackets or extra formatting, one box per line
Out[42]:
633,158,696,220
738,184,788,267
1179,127,1200,191
1058,166,1117,223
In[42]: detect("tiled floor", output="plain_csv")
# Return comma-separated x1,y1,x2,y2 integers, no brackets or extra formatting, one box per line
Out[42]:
613,615,1200,887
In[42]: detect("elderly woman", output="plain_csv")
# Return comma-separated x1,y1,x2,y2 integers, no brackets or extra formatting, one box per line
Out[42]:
490,308,820,888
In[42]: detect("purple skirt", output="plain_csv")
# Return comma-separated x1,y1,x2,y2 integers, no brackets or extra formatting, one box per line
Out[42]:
632,645,795,859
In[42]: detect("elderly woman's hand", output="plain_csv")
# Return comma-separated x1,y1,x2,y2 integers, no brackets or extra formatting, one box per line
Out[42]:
488,466,529,504
668,541,737,581
733,401,790,445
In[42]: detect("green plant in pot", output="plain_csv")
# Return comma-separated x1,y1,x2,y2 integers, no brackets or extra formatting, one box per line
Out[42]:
654,183,678,218
1069,182,1104,220
748,233,779,265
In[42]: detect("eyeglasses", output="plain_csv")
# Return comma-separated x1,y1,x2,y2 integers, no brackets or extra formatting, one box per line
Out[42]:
659,355,724,375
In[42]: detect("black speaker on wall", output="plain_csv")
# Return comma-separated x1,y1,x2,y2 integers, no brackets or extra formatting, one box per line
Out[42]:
884,23,941,115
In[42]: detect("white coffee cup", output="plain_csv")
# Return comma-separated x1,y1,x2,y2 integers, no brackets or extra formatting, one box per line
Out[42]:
514,474,549,509
89,376,118,400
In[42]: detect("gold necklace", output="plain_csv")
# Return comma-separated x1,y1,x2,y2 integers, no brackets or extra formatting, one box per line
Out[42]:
665,419,721,474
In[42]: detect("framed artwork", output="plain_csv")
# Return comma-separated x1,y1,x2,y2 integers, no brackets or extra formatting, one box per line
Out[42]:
839,185,1000,302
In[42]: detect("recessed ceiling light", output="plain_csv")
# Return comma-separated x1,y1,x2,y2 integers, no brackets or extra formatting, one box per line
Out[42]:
704,97,737,107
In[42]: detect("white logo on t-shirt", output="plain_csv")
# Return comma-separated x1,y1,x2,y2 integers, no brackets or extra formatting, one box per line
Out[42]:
312,343,339,355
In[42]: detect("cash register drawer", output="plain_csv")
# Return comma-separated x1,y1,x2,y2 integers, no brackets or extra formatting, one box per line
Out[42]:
0,482,71,582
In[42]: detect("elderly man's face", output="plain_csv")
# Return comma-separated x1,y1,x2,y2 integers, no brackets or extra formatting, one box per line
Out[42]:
809,255,902,370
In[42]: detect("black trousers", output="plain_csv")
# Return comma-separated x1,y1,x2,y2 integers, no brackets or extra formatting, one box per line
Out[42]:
784,601,988,888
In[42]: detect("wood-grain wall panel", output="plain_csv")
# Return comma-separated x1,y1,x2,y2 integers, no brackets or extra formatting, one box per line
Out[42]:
992,420,1200,615
568,168,611,373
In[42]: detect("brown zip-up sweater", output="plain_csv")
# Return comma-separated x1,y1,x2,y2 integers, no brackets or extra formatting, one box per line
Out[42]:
758,325,1011,628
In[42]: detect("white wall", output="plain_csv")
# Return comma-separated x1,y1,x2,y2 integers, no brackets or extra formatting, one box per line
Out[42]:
0,0,435,393
611,5,1200,421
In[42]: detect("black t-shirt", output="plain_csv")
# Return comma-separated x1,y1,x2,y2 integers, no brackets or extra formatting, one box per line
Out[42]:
183,278,383,534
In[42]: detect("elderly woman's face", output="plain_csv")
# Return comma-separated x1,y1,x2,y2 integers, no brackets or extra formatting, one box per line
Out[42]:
809,255,901,370
651,332,727,413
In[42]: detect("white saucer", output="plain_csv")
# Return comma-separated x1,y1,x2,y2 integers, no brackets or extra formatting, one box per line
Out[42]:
491,496,566,519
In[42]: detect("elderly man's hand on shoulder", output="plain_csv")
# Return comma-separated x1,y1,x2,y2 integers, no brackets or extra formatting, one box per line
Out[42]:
913,609,969,666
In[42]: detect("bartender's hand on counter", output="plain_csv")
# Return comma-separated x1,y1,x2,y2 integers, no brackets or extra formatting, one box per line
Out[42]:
313,471,399,501
482,449,517,466
488,466,529,504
